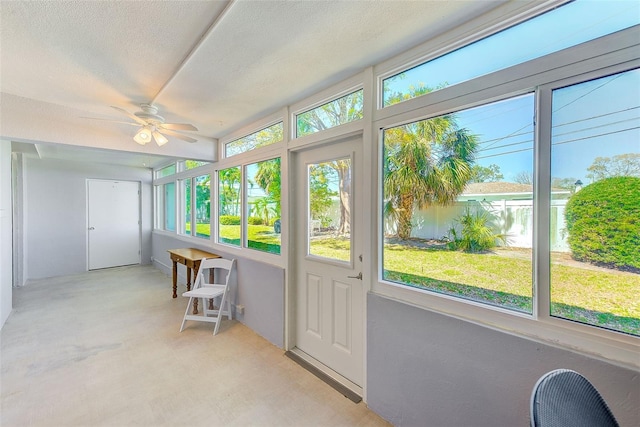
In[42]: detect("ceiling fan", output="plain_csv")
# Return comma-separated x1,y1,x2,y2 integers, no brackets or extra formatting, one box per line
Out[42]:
91,103,199,146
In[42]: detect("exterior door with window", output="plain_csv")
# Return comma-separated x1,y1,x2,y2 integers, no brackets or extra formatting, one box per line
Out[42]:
294,137,364,387
87,179,141,270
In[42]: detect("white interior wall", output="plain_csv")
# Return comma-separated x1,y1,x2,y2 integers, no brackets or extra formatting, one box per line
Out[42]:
21,156,153,280
0,140,13,328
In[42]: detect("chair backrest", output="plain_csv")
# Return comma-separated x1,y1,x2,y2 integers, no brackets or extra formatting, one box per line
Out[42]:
194,258,235,288
530,369,619,427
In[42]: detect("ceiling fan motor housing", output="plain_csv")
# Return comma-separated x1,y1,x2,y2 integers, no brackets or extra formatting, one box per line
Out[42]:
134,103,164,124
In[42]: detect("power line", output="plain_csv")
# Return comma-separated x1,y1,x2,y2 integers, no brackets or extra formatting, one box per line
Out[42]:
552,126,640,146
476,125,639,160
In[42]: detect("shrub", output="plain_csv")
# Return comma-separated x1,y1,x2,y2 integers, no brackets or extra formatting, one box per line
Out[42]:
565,176,640,271
447,208,506,253
219,215,241,225
248,216,264,225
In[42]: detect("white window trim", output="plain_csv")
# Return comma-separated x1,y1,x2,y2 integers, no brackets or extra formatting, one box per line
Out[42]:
372,27,640,370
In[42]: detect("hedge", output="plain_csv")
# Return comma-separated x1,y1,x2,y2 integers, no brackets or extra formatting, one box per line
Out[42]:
219,215,241,225
565,176,640,271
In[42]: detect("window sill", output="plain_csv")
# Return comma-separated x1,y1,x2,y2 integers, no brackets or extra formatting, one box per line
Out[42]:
152,229,285,269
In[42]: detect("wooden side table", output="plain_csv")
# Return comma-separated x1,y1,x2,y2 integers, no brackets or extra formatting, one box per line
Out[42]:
168,248,221,314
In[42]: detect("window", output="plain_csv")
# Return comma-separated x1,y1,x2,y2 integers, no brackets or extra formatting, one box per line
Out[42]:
164,182,176,232
181,174,211,239
377,1,638,352
153,160,211,239
383,94,535,313
156,163,176,178
550,69,639,335
246,158,281,254
181,178,191,236
184,160,210,170
218,166,241,247
217,159,283,254
296,90,364,137
382,0,639,107
225,122,283,158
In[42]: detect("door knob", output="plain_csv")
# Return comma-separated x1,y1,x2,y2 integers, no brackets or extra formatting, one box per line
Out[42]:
348,272,362,280
88,227,95,230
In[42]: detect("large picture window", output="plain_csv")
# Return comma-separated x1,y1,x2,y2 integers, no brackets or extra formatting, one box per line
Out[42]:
383,94,535,313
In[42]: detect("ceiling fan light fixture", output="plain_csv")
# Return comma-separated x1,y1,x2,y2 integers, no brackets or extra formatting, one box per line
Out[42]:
152,130,169,147
133,126,152,145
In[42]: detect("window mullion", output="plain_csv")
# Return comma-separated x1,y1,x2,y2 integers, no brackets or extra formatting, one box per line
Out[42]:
535,85,553,322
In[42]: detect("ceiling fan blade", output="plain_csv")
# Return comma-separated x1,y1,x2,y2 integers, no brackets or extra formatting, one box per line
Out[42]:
160,128,198,143
81,117,139,126
160,123,198,131
111,106,147,125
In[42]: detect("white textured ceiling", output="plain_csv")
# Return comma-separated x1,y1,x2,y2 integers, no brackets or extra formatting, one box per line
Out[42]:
1,0,506,167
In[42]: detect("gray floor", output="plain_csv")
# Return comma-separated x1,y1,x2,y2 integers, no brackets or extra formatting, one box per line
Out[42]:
1,265,390,427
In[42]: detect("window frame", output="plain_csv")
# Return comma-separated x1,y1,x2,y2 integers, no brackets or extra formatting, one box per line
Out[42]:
214,112,287,265
372,26,640,368
153,161,212,241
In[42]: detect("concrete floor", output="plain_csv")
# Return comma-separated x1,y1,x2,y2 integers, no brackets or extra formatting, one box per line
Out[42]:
1,265,390,427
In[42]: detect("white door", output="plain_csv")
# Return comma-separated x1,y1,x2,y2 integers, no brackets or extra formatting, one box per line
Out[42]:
87,180,140,270
295,137,363,386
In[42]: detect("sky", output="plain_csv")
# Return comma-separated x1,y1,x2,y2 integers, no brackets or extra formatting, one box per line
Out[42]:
383,0,640,183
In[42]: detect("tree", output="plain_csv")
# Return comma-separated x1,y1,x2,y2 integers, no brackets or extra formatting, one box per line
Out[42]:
218,167,241,216
298,91,363,235
227,123,283,156
251,196,276,225
309,163,337,225
255,158,281,214
469,164,503,183
384,111,478,240
586,153,640,182
551,177,578,191
514,171,533,185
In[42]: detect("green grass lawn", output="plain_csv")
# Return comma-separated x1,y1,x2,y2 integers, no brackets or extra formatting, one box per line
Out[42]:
218,224,281,254
310,236,350,261
312,237,640,335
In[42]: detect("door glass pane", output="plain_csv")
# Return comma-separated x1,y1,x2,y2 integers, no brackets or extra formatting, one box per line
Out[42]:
382,94,535,313
550,68,640,336
307,158,351,262
246,158,281,254
195,174,210,239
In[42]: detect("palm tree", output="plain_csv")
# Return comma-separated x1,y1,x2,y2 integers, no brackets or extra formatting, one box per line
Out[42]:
384,113,478,240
